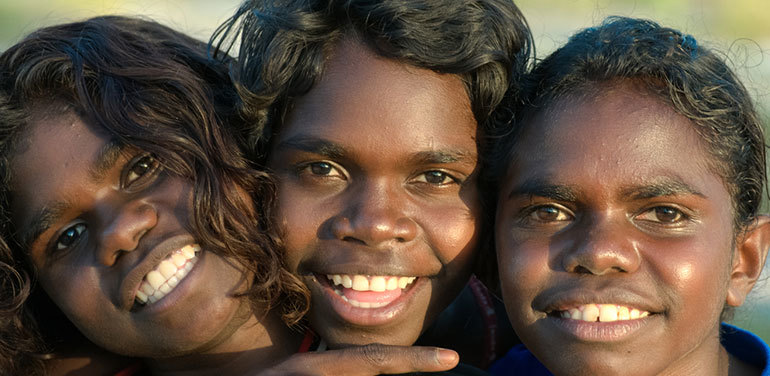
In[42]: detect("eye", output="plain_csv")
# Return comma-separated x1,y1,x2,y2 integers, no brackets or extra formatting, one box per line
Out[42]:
55,223,87,251
300,161,345,179
526,204,573,223
124,154,159,188
413,170,457,186
636,206,686,223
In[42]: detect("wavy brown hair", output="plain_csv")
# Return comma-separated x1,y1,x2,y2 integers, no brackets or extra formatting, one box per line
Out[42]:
0,16,309,375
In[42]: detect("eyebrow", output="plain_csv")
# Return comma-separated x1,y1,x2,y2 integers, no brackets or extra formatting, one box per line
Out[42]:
275,137,347,159
275,136,476,165
505,176,704,204
18,139,124,249
88,140,124,182
507,179,579,202
620,177,704,200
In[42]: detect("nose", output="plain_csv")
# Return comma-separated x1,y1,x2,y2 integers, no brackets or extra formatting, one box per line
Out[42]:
330,180,418,247
561,214,641,275
97,198,158,266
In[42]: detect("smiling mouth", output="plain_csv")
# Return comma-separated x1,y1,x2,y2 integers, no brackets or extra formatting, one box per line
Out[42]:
551,304,652,323
135,244,200,306
324,274,417,308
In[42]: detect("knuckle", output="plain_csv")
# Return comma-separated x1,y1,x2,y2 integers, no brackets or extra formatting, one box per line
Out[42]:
359,343,390,366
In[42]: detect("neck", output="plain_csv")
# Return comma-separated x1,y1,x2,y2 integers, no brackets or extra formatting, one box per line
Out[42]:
658,327,730,376
146,311,303,376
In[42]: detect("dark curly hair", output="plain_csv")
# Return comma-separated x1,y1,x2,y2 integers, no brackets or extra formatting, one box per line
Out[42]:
211,0,532,165
491,16,766,230
0,16,309,375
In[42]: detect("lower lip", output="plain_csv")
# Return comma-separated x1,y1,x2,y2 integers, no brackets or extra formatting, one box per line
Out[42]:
313,274,425,327
134,252,204,316
548,314,653,342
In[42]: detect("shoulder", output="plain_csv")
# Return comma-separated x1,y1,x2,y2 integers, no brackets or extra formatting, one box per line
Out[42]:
721,323,770,375
488,345,552,376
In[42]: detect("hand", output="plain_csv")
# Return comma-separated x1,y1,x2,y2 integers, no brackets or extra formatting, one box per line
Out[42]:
256,344,459,375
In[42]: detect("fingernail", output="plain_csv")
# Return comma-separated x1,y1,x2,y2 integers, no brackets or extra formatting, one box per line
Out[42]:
437,349,458,365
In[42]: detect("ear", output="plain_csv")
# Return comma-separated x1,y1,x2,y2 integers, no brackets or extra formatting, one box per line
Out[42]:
726,215,770,307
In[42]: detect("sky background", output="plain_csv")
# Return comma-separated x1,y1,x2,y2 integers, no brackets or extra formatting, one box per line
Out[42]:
1,0,769,341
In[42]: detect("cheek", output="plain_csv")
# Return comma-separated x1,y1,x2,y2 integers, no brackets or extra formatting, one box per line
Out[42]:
39,266,105,326
275,186,324,270
647,234,734,319
420,201,480,264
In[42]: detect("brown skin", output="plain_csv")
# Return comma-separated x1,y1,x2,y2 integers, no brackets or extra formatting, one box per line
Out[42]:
10,110,300,375
268,38,481,347
495,82,770,375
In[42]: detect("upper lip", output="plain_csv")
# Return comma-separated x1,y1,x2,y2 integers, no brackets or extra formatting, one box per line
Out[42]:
296,242,440,278
118,234,197,310
534,286,664,315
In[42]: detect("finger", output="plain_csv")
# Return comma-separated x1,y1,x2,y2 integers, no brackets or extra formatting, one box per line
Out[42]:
348,344,459,374
264,345,459,376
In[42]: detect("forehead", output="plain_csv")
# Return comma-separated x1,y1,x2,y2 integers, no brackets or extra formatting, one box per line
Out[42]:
277,39,478,158
506,83,723,194
9,111,111,226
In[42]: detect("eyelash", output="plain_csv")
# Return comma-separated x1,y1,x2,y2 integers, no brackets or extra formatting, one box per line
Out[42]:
411,170,461,186
298,161,347,180
122,153,160,189
297,161,462,188
634,205,691,225
521,204,574,224
54,223,87,252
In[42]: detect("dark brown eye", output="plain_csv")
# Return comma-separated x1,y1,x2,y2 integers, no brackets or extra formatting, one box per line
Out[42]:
531,205,571,222
415,170,455,185
125,154,158,187
653,207,682,223
55,223,86,251
309,162,333,175
635,206,687,224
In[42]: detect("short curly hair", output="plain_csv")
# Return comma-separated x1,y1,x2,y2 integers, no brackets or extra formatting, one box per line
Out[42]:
491,16,766,229
212,0,532,164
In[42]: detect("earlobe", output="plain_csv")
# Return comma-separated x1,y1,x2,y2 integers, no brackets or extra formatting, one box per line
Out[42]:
726,215,770,307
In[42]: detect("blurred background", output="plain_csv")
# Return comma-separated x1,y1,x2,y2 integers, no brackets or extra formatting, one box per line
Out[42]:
1,0,768,341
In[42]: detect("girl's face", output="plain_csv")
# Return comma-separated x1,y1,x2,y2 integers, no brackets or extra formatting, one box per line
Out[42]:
10,111,260,358
268,39,481,346
495,83,765,375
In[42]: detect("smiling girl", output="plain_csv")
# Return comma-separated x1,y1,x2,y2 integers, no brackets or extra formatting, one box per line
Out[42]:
212,0,531,364
0,15,310,375
491,17,770,375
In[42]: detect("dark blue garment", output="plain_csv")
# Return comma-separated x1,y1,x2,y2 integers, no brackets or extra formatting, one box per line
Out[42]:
722,323,770,375
489,323,769,375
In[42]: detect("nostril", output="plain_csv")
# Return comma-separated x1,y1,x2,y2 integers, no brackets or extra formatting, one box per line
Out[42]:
342,236,366,245
574,265,592,274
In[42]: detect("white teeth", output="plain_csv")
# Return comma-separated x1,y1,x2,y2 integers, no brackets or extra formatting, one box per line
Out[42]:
146,271,165,290
325,274,417,292
158,260,177,279
369,276,387,292
134,244,200,306
618,306,630,320
341,275,353,289
171,253,187,267
558,304,651,323
582,304,600,322
599,304,618,322
386,277,398,290
352,275,369,291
